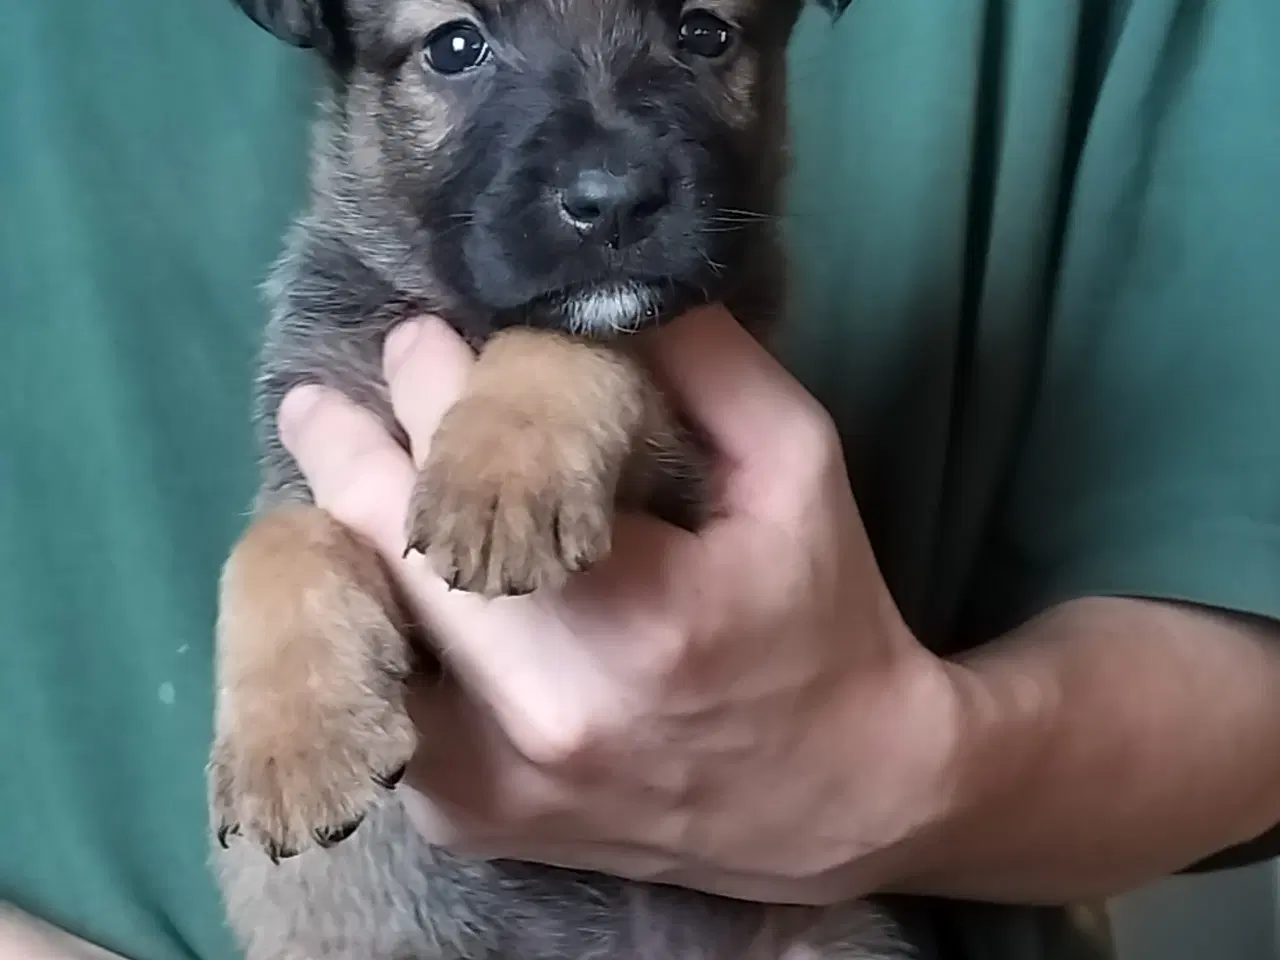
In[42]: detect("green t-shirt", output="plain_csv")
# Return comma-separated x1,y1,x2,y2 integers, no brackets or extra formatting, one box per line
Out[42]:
3,2,1277,960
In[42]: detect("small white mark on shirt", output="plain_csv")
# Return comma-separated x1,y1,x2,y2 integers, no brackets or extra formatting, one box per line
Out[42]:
158,681,176,706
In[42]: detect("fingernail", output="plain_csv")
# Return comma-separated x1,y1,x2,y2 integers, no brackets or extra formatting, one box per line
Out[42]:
385,320,425,378
278,383,327,446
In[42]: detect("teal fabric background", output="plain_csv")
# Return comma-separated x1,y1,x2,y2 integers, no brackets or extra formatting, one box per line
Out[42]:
2,2,1277,958
1,3,310,957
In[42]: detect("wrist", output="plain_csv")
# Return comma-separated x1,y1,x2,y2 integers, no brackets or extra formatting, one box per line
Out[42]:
816,637,993,901
851,599,1280,903
865,644,1057,897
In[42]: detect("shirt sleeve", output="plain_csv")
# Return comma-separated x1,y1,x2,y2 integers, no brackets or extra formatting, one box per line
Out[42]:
987,1,1280,870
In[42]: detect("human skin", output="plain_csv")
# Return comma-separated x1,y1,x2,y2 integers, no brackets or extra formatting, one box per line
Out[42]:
0,908,127,960
278,305,1280,907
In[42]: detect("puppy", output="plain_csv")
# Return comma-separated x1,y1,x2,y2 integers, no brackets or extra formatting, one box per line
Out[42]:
210,1,912,958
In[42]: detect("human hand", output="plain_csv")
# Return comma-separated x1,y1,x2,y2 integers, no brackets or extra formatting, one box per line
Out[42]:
0,908,129,960
277,305,964,905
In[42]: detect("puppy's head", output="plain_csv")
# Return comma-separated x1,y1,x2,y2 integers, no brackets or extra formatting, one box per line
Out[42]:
235,0,816,335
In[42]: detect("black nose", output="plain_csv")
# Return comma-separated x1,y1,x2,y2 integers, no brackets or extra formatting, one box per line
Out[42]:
560,165,670,248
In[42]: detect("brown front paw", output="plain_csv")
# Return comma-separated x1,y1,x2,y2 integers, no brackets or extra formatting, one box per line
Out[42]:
209,507,418,860
406,397,616,598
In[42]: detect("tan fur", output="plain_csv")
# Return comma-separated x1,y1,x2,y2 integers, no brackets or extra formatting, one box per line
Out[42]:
384,0,484,48
370,0,766,155
407,328,679,597
206,5,878,957
212,331,699,854
210,506,418,859
700,0,762,127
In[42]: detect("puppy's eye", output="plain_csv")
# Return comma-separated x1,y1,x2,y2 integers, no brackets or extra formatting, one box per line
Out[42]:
677,10,735,59
423,20,489,75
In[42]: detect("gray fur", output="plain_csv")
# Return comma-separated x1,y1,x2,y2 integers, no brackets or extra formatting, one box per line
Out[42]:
216,0,915,957
217,798,907,960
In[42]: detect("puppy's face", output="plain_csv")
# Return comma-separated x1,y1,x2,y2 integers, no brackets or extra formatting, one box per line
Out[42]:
237,0,803,335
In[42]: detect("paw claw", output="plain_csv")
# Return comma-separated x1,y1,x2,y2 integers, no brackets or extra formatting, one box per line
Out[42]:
262,844,299,870
403,534,429,558
210,506,420,861
217,823,238,849
409,434,614,600
314,817,363,848
373,764,407,790
265,841,299,865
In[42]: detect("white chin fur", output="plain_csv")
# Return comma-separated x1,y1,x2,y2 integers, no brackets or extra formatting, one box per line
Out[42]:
564,282,660,335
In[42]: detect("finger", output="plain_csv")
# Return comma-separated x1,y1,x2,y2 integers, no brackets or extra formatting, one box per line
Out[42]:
404,684,677,867
557,509,710,625
401,681,501,834
648,304,833,458
383,317,477,464
278,383,418,557
642,304,842,517
403,679,569,831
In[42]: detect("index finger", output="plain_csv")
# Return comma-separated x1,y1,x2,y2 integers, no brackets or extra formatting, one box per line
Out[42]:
278,383,419,557
383,316,476,465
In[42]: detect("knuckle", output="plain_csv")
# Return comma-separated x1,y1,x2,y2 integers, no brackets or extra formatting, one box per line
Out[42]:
517,721,598,771
757,403,844,514
786,400,843,469
646,617,697,689
747,402,845,524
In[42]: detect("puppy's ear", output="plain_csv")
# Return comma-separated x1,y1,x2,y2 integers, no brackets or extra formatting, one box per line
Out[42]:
230,0,352,60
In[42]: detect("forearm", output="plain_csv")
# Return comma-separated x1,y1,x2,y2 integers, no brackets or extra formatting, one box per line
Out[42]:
0,908,127,960
884,596,1280,904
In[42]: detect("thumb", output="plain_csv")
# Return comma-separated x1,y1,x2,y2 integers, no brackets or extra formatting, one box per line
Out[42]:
644,305,840,518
